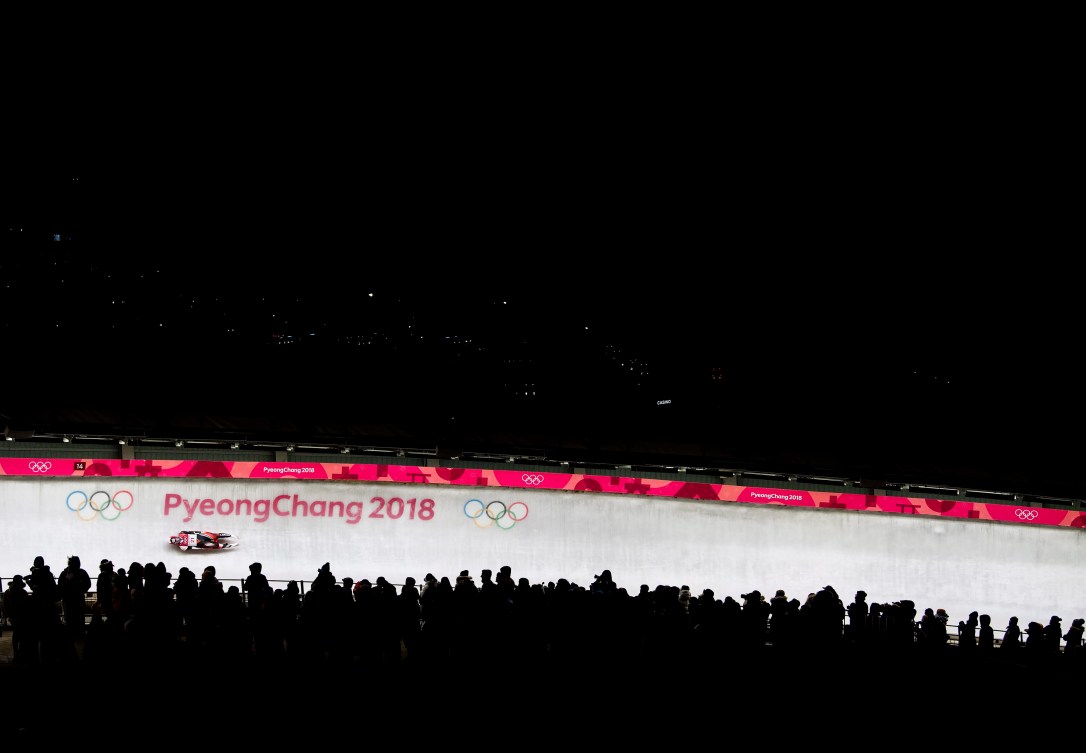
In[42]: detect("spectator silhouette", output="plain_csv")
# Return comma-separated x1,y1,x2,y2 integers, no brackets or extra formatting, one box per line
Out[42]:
591,569,616,596
398,576,422,663
496,565,515,612
846,590,869,645
809,585,845,650
302,562,338,664
281,580,303,660
112,567,134,634
221,585,249,662
740,590,769,652
719,596,742,654
958,611,978,651
919,608,947,650
1024,620,1046,659
690,588,721,659
244,562,271,613
451,570,479,663
127,561,145,597
1043,615,1063,655
1001,616,1022,650
629,583,654,659
478,568,501,630
140,561,177,663
351,578,377,666
2,574,30,663
768,589,789,647
420,572,438,599
312,562,336,592
331,577,356,662
420,574,452,665
58,555,91,642
798,592,817,637
978,614,994,651
96,559,115,620
372,576,401,666
172,566,198,645
193,565,225,658
26,555,61,664
244,562,274,662
891,600,917,650
934,609,950,647
677,584,692,615
1063,618,1084,661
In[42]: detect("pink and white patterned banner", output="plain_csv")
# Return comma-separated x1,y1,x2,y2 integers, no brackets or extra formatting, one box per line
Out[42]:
2,457,1078,528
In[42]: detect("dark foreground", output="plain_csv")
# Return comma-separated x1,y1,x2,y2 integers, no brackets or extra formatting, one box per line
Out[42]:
1,643,1075,744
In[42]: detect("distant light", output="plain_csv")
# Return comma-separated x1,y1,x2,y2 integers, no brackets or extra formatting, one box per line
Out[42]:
118,439,126,446
368,292,374,297
175,440,184,447
61,436,71,443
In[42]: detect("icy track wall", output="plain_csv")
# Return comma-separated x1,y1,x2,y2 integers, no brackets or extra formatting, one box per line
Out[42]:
1,457,1084,632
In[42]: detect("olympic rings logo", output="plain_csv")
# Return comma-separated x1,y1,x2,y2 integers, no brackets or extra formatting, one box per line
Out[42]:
1014,508,1039,521
464,499,529,530
522,474,544,486
29,461,53,473
66,490,135,522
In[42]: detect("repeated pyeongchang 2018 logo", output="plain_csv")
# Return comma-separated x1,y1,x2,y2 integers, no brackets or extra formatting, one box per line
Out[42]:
1014,508,1040,521
66,490,135,521
464,499,529,530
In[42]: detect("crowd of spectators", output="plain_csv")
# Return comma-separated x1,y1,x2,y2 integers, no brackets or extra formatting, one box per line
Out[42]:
5,555,1083,673
3,553,1083,739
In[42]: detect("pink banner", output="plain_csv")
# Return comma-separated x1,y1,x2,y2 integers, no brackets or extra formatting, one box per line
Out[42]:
1,456,1079,529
